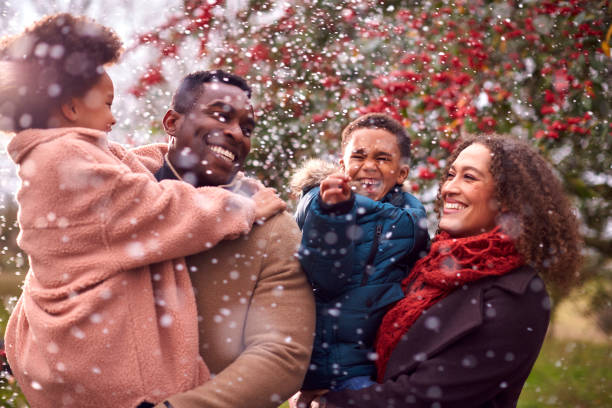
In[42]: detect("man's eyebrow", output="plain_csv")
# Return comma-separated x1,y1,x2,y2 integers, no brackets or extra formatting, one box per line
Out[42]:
350,148,367,154
205,101,235,112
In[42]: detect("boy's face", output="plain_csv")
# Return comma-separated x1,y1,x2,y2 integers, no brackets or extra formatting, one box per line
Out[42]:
71,71,116,132
340,128,409,201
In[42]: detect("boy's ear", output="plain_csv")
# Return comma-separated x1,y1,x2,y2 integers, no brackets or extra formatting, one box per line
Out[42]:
396,164,410,185
60,99,78,123
162,110,182,136
339,157,346,173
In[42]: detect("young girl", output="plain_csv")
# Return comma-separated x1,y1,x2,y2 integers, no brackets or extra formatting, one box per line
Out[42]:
0,14,283,407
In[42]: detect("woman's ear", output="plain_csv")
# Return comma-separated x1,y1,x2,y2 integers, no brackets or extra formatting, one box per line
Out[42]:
60,99,78,123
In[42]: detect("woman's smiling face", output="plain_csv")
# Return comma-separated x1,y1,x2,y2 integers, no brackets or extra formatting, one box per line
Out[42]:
439,143,499,238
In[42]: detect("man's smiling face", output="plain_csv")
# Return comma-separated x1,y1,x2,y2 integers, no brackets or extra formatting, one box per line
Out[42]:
165,81,254,187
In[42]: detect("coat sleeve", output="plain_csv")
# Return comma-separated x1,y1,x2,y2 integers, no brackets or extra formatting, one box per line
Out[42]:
160,213,316,408
299,191,425,299
323,281,550,407
24,137,256,273
103,171,257,270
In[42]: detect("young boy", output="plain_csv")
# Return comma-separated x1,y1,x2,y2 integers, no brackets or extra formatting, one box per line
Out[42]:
0,14,283,408
291,113,429,395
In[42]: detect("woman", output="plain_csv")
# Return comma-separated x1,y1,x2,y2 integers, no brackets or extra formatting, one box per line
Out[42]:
294,134,580,407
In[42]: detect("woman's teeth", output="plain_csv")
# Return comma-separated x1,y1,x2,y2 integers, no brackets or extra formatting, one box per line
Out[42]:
445,202,466,210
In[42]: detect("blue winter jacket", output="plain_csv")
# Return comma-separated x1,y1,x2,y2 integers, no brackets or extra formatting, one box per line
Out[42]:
295,185,429,390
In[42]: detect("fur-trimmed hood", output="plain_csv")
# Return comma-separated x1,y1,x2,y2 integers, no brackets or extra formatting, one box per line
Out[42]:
289,158,340,197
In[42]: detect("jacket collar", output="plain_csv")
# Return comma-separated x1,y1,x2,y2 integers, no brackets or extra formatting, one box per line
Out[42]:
491,265,537,295
384,266,536,379
154,158,180,182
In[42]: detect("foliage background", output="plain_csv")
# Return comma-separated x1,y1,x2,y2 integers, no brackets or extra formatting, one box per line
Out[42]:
124,0,612,310
0,0,611,406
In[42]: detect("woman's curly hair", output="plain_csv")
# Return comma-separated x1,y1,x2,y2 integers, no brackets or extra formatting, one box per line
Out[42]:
0,13,122,131
435,134,581,292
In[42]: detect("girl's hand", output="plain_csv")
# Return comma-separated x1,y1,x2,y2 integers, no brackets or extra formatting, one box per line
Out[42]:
252,187,286,222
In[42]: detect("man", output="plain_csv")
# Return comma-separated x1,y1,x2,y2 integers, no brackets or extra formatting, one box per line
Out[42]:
140,70,315,408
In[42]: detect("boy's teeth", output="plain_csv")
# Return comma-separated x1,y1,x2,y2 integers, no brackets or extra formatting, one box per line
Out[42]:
360,179,379,186
210,146,235,161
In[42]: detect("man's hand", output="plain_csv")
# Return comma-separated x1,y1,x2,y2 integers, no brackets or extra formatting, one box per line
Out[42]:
319,173,351,205
252,187,286,223
289,389,329,408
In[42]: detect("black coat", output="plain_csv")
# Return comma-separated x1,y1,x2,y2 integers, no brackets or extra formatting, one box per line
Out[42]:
323,266,550,407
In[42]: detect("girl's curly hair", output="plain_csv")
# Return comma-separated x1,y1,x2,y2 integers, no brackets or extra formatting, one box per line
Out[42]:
0,13,122,131
435,134,581,292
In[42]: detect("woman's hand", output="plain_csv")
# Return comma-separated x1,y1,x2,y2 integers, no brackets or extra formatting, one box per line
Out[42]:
311,395,326,408
252,187,286,222
319,173,352,205
289,389,328,408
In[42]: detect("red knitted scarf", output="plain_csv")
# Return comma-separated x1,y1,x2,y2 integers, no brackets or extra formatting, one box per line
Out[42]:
374,226,523,381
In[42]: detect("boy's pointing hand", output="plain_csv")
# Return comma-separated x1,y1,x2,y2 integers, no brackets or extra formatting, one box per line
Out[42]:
319,173,352,205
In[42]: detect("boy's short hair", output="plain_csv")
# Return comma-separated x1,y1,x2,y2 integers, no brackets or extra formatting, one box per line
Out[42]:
341,113,411,162
0,13,122,131
171,70,252,114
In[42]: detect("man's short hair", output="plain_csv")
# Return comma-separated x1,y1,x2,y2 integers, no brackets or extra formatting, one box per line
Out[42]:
171,70,252,114
341,113,412,162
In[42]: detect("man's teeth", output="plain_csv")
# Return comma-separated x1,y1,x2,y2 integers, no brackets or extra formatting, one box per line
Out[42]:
445,202,466,210
210,146,235,161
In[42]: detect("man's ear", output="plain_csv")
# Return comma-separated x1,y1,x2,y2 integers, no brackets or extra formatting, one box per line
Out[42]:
396,164,410,185
162,110,182,136
60,99,78,123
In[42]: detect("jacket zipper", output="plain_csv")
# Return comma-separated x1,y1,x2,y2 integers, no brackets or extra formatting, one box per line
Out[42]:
361,224,382,286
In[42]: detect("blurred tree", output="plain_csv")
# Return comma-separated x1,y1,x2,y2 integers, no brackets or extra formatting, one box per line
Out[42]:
0,200,27,296
0,199,27,404
127,0,611,309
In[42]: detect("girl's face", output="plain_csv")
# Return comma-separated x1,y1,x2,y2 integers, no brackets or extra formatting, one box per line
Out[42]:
71,71,116,132
439,143,499,237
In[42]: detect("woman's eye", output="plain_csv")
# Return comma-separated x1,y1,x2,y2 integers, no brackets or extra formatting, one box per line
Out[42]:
464,174,477,180
446,172,455,179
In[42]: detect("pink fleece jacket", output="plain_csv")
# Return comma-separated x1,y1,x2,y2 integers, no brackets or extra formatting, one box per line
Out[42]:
4,127,257,407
